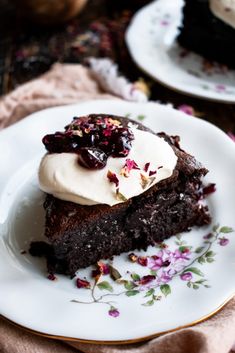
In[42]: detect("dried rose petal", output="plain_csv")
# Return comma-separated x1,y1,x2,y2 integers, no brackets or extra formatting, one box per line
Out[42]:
47,273,57,281
104,117,121,128
139,275,156,285
84,127,91,134
116,189,128,202
107,170,119,187
149,177,156,187
140,173,149,189
144,162,150,173
107,118,121,126
126,159,139,170
92,261,110,282
157,242,168,249
137,256,148,267
76,278,91,289
180,272,192,281
120,168,129,178
128,253,138,262
120,158,139,177
149,170,156,176
98,261,110,275
202,183,216,196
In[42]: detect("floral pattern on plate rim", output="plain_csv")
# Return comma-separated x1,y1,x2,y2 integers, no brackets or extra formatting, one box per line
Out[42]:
148,4,235,97
71,224,233,318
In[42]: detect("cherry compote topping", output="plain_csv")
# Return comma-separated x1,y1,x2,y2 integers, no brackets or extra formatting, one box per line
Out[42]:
42,114,134,169
78,148,107,169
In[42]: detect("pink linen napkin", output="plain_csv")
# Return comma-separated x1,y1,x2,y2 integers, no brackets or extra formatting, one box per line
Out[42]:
0,61,234,353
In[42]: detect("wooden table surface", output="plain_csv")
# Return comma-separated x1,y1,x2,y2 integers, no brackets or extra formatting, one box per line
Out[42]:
0,0,235,134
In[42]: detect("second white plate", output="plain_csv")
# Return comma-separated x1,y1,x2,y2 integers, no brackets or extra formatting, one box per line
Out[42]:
126,0,235,103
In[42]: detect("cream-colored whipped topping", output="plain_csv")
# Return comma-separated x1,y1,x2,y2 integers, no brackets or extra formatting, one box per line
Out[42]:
38,128,178,206
210,0,235,29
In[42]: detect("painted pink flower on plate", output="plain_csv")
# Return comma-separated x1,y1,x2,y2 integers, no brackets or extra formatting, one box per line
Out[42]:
180,272,193,281
215,84,226,92
109,307,120,318
173,249,191,261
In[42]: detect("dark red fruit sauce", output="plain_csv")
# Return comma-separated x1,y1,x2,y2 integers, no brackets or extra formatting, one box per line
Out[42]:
42,114,134,169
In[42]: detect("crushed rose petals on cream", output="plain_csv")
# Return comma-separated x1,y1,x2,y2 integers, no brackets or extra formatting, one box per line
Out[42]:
116,189,128,202
140,173,149,189
120,158,139,177
107,170,119,187
144,162,150,173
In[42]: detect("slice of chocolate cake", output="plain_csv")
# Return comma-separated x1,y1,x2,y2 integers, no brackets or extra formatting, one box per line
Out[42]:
178,0,235,68
30,114,211,277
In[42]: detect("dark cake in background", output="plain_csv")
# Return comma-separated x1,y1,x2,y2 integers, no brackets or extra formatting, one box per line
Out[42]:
178,0,235,69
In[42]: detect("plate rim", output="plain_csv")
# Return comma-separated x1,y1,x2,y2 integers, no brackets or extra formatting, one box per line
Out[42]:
0,99,235,344
125,0,235,104
1,293,234,344
1,99,235,144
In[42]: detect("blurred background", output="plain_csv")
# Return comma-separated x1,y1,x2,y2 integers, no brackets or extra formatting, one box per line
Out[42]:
0,0,150,92
0,0,234,132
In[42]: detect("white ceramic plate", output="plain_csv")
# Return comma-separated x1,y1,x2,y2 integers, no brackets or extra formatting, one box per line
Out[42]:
126,0,235,103
0,99,235,344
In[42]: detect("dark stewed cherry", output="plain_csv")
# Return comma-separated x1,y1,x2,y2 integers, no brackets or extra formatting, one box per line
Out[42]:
42,132,80,153
111,128,134,157
78,148,108,169
42,114,135,170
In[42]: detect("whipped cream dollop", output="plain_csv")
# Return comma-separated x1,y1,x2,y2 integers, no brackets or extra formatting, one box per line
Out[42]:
210,0,235,29
39,128,178,206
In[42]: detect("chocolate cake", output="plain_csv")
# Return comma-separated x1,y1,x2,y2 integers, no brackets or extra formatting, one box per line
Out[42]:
178,0,235,68
30,114,211,277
